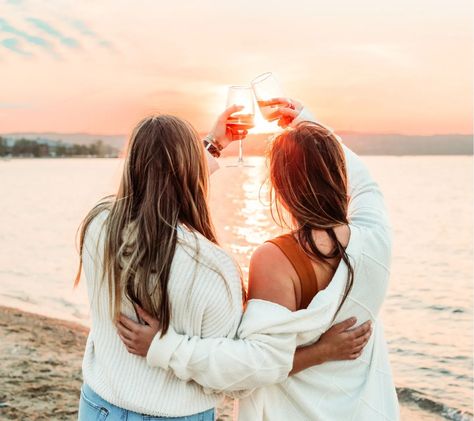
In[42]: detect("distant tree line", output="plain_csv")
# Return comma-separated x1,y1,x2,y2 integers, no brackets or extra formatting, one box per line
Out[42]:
0,137,119,158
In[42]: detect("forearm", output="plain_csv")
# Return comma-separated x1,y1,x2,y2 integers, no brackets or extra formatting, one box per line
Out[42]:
290,342,328,376
147,325,296,392
205,149,219,174
342,145,390,231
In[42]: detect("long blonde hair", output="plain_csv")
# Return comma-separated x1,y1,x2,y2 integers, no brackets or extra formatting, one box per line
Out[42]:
74,115,217,335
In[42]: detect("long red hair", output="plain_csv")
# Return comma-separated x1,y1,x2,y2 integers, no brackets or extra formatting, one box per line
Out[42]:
269,121,354,313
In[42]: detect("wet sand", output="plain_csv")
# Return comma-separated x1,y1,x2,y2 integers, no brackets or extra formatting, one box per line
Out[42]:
0,305,428,421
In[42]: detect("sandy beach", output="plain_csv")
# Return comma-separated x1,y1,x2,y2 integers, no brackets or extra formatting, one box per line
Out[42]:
0,305,233,421
0,305,445,421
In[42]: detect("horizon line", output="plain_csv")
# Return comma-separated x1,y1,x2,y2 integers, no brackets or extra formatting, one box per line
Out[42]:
2,130,473,138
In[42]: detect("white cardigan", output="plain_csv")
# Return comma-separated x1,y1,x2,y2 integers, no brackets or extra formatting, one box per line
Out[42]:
146,117,400,420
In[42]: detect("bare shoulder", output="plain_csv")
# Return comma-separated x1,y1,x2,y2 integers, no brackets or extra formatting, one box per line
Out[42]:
334,224,351,248
248,242,297,311
250,241,287,266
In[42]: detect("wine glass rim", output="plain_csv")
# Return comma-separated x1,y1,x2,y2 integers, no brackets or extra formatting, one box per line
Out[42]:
251,72,273,85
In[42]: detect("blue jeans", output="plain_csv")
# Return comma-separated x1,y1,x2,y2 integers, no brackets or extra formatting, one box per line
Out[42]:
78,383,215,421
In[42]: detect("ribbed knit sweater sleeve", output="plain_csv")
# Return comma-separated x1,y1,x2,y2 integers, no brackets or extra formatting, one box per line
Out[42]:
147,301,296,392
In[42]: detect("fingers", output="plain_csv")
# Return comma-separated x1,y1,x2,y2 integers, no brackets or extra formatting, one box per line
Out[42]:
277,108,300,129
278,107,300,119
260,97,292,107
349,320,372,338
116,321,134,340
352,326,372,348
134,304,156,327
119,314,141,332
350,343,366,354
278,116,293,128
349,351,363,360
332,317,357,333
117,330,135,347
349,337,369,360
120,337,140,355
116,326,140,355
220,105,244,120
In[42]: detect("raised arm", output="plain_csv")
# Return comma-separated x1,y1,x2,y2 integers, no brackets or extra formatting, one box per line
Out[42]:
342,145,390,232
286,103,390,233
204,104,249,175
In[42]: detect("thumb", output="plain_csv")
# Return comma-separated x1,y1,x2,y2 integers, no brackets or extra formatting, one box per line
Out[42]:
333,317,357,332
135,304,157,327
278,107,299,119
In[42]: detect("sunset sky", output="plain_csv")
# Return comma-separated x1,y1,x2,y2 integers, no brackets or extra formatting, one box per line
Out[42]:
0,0,472,135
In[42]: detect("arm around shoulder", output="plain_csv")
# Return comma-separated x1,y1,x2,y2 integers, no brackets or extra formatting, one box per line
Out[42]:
144,243,297,392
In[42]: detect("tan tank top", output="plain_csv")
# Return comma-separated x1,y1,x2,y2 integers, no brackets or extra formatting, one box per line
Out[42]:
266,234,319,309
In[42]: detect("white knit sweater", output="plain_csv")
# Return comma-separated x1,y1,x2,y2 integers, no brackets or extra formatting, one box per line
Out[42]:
81,212,244,416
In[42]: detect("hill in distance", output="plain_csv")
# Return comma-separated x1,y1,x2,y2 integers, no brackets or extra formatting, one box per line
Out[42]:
3,132,126,147
223,132,473,156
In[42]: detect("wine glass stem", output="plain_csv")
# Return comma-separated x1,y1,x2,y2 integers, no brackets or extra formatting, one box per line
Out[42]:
238,139,244,163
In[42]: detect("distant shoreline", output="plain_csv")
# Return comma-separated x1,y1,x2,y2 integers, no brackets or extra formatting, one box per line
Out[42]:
1,133,472,157
1,153,473,160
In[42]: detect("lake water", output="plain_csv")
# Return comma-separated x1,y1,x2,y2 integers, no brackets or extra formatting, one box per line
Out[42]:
0,155,472,420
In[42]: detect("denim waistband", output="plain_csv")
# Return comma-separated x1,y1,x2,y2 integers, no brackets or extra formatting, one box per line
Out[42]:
81,383,215,420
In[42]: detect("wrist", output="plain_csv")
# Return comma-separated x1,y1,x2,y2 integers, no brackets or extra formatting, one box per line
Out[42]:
210,131,231,150
203,134,221,158
312,341,330,365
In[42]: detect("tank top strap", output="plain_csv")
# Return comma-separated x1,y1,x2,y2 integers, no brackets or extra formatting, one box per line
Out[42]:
266,234,319,309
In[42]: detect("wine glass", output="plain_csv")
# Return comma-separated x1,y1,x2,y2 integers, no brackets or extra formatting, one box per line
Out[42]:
251,72,285,122
226,86,255,166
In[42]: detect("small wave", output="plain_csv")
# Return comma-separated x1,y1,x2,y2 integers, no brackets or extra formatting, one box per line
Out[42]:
397,387,473,421
427,304,465,314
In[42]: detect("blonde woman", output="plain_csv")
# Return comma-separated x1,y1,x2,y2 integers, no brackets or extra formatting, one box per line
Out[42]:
119,101,399,420
75,107,370,420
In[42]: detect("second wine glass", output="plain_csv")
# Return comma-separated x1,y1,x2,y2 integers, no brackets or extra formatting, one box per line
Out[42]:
251,72,284,122
226,86,255,166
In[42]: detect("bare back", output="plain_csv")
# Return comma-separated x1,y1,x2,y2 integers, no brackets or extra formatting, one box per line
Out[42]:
248,225,350,311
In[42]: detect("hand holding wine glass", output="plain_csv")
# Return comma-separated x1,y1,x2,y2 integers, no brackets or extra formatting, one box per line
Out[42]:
251,72,304,128
261,97,304,128
209,104,249,150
